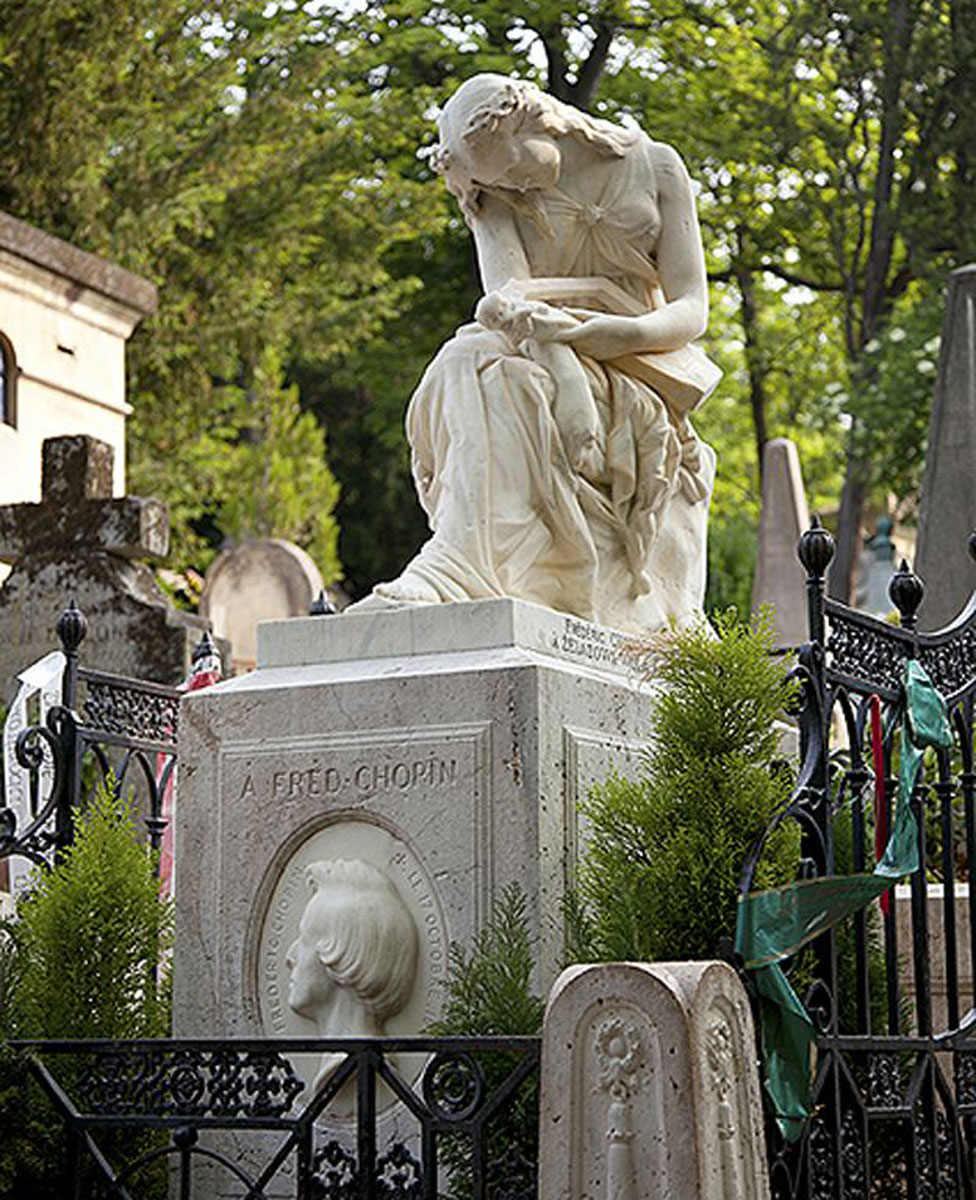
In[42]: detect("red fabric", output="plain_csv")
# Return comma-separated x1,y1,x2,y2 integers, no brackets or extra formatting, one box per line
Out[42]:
157,654,222,898
869,693,890,917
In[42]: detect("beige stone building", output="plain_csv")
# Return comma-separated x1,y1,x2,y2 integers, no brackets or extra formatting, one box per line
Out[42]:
0,211,156,510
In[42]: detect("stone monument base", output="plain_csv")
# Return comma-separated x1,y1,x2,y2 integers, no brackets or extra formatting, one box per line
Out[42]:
174,598,658,1045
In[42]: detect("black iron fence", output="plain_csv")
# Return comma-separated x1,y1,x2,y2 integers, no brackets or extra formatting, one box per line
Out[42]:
11,1035,540,1199
741,522,976,1199
0,599,189,869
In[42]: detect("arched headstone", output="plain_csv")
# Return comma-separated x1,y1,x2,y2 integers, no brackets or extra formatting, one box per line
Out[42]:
200,539,325,673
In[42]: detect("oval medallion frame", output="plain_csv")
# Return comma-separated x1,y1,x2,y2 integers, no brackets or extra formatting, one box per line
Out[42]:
248,810,449,1097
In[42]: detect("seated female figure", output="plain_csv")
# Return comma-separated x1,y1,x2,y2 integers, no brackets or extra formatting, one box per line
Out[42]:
358,73,717,634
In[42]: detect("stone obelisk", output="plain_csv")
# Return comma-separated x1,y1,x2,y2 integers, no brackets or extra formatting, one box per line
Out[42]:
916,265,976,629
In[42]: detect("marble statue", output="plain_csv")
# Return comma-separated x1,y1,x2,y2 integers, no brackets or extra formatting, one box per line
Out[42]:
356,72,719,633
286,859,419,1089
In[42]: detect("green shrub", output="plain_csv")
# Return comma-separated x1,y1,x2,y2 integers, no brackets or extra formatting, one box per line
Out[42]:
569,611,800,963
9,784,171,1040
430,883,544,1040
0,783,172,1198
428,884,543,1198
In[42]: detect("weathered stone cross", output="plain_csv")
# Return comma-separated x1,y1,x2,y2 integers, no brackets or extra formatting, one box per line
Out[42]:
0,435,169,566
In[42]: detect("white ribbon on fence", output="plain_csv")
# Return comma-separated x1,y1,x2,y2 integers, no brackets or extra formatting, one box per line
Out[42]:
3,651,65,897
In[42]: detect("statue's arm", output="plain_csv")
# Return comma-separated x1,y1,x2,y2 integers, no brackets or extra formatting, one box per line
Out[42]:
470,195,532,293
555,142,709,359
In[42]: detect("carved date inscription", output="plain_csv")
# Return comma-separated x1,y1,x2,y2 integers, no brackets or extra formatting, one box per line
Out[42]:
552,617,637,669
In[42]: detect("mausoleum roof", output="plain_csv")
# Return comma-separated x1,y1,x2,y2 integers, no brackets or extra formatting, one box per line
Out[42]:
0,210,157,317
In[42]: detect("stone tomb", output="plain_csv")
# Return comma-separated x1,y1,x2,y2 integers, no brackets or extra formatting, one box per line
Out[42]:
0,434,206,698
539,961,769,1199
174,598,655,1057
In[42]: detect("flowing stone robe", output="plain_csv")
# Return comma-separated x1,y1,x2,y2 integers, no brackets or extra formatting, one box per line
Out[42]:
371,133,715,634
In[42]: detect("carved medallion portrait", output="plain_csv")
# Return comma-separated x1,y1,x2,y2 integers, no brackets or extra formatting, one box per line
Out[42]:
253,817,448,1096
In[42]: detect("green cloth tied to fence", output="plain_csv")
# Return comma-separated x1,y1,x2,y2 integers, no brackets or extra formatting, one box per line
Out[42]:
736,659,952,1141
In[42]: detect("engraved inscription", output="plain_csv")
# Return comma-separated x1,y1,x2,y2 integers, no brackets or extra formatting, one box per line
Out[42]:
552,617,637,668
234,755,460,804
391,850,446,980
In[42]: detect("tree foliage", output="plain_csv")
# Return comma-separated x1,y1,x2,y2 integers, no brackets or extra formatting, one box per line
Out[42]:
4,786,171,1040
0,0,446,578
0,784,172,1198
4,0,975,602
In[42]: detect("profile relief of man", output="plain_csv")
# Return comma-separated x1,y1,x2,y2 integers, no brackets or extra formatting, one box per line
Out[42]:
286,858,419,1090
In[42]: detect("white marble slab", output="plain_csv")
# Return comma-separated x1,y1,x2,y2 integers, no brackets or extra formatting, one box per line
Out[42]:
257,597,654,682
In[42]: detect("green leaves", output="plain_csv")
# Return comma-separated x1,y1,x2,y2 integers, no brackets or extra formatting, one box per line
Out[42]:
6,784,172,1041
572,612,799,963
429,883,544,1038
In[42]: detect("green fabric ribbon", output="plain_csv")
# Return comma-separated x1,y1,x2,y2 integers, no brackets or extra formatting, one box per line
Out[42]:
735,658,952,1141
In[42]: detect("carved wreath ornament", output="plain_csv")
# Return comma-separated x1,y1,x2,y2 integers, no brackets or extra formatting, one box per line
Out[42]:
594,1017,645,1101
705,1018,737,1142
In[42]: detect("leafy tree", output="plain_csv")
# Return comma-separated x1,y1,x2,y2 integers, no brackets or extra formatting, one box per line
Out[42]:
0,0,446,578
8,0,974,605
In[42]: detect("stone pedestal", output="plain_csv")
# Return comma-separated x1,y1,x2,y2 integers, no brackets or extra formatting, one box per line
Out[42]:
173,599,655,1047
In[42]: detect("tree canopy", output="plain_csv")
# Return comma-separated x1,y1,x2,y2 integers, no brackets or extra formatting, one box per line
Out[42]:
2,0,974,607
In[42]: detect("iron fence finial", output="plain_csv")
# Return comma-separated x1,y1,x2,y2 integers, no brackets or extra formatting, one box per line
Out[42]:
889,559,924,631
56,597,88,655
309,590,336,616
797,517,835,580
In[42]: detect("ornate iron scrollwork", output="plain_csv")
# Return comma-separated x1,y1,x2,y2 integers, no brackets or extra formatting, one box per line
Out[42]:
0,707,71,864
376,1142,423,1199
919,626,976,700
826,607,906,697
77,1046,304,1118
867,1053,903,1108
81,673,180,745
421,1050,485,1121
312,1139,358,1200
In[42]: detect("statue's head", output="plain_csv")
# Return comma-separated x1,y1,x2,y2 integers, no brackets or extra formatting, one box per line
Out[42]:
432,73,634,224
286,858,418,1029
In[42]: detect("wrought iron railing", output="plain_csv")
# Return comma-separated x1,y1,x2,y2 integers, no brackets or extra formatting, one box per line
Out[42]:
741,521,976,1198
0,599,211,870
11,1035,540,1199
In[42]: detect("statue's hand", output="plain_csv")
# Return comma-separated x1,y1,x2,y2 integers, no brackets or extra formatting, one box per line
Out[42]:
553,313,649,360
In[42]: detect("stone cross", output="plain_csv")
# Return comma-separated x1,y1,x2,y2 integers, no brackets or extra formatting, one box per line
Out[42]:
751,437,810,647
0,435,168,566
915,265,976,630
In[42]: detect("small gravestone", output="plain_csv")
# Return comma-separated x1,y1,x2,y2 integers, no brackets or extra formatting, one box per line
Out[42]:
916,265,976,629
0,435,207,700
200,538,326,674
751,438,810,646
539,961,769,1198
